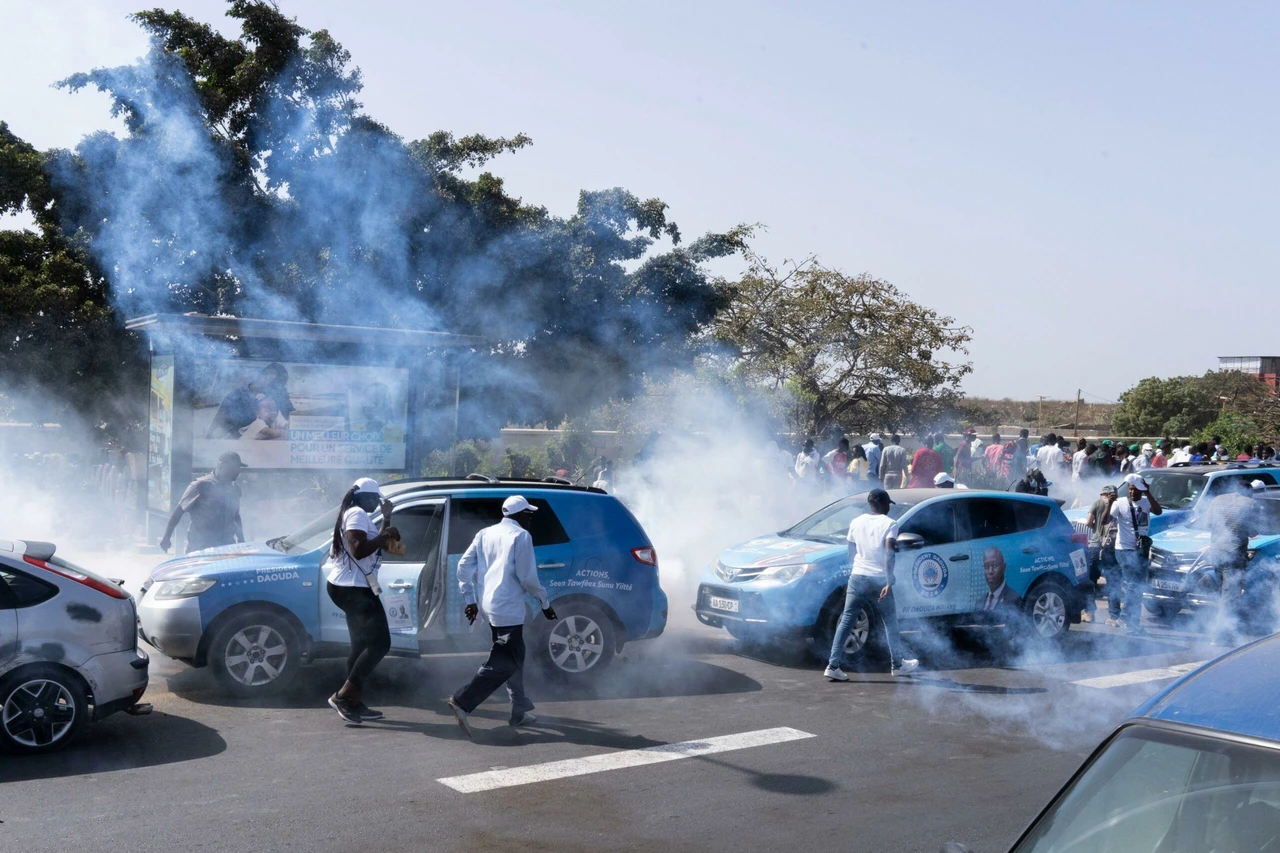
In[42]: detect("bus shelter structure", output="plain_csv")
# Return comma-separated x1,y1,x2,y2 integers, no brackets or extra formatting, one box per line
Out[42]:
126,313,483,545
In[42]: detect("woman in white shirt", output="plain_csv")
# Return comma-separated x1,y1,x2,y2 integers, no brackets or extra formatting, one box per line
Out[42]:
323,477,400,723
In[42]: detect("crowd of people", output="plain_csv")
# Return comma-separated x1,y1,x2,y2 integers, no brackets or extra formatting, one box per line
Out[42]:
781,428,1280,505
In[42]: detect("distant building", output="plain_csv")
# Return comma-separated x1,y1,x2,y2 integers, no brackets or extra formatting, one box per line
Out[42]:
1219,356,1280,389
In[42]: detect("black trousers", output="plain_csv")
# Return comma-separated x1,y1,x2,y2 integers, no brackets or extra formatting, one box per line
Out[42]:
326,582,391,690
452,624,533,716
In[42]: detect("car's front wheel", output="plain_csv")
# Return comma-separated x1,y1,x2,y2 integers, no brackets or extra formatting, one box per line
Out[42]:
1023,578,1071,641
208,609,301,697
812,594,876,666
533,601,616,681
0,665,88,755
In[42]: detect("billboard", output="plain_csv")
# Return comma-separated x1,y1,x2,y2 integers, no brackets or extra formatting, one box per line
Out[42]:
191,359,409,470
147,355,175,511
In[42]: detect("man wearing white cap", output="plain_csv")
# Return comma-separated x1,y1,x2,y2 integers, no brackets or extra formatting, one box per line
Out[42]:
1133,443,1155,471
448,495,557,736
1108,473,1163,636
861,434,884,488
934,472,956,489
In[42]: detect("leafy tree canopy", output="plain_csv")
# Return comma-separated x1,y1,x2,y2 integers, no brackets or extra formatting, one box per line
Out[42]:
1112,370,1274,438
5,0,748,434
709,253,972,436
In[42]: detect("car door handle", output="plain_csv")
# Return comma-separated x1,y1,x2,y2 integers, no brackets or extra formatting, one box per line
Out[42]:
538,562,566,570
1022,547,1039,554
387,581,414,590
949,555,970,562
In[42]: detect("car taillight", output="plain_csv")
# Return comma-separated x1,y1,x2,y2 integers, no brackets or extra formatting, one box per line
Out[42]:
24,556,129,599
631,547,658,567
1070,533,1089,545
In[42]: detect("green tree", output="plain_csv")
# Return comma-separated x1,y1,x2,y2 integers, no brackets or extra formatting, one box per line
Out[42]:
1112,371,1274,438
0,122,141,434
710,254,972,436
1193,412,1262,456
6,0,749,437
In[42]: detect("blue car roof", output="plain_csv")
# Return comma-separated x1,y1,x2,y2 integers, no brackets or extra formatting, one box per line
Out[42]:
1132,633,1280,744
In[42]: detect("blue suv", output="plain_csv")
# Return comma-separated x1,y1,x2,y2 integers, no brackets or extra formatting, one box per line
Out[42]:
137,477,667,695
1064,463,1279,536
696,489,1090,663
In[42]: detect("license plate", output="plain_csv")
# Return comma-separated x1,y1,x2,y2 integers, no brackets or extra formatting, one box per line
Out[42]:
708,596,739,613
1152,578,1183,592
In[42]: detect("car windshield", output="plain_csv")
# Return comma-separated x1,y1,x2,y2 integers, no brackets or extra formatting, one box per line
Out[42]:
1012,724,1280,852
271,508,341,554
1144,471,1209,509
1185,496,1280,534
782,496,911,543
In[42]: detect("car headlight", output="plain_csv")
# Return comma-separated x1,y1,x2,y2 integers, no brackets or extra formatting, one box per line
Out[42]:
756,563,816,583
151,577,218,600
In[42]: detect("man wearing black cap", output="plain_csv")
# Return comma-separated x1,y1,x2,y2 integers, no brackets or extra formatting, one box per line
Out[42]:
159,451,247,553
824,488,919,681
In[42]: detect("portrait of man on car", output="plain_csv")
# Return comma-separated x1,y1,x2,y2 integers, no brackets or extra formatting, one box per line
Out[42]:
976,546,1021,614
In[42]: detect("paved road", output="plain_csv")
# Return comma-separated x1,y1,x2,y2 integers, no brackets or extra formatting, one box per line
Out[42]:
0,605,1220,853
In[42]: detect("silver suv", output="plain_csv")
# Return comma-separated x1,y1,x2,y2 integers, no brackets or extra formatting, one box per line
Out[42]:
0,540,150,754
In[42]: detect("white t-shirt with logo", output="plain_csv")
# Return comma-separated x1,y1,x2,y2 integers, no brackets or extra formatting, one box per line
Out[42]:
847,513,900,579
324,506,382,587
1109,496,1152,551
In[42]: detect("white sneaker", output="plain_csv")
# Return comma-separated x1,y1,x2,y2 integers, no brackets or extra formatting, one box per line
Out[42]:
893,659,919,676
823,667,850,682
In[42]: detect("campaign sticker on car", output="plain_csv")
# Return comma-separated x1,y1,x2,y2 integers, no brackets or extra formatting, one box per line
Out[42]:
1069,549,1089,581
709,596,739,613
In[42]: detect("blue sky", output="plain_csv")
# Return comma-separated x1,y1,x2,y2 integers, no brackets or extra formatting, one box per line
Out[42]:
4,1,1277,400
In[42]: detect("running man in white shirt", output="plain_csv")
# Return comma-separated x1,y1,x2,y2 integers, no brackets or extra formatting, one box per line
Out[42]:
448,495,558,736
824,489,919,681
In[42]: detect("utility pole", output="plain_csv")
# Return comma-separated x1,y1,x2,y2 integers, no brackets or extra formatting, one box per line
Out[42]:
1074,390,1082,435
1036,395,1048,434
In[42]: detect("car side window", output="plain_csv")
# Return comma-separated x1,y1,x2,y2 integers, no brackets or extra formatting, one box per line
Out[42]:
447,497,571,553
0,568,58,609
386,504,444,563
1013,502,1051,532
965,499,1018,540
900,503,958,546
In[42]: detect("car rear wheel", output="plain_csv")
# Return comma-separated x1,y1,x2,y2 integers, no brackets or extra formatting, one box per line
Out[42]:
1024,579,1071,641
0,666,88,755
534,601,616,682
209,610,301,697
812,595,875,666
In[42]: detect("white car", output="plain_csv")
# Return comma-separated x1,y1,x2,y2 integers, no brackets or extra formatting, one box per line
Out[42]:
0,540,150,754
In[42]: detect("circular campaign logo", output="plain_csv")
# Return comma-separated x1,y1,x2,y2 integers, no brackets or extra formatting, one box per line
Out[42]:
912,552,949,598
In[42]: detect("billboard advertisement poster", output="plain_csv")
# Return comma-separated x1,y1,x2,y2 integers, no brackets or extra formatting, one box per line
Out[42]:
191,359,409,470
147,355,175,511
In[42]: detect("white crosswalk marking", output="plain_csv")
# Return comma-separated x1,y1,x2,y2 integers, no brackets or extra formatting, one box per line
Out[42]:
1072,660,1207,689
438,727,816,793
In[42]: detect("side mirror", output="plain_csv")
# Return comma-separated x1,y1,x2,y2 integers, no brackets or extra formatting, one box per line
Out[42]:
940,844,976,853
896,532,925,551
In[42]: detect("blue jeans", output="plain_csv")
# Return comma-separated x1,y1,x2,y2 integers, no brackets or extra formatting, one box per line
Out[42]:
828,575,903,669
1115,549,1146,628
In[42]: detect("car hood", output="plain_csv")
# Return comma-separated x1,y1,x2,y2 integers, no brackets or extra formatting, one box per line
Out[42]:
1151,530,1280,554
149,542,318,581
717,534,845,569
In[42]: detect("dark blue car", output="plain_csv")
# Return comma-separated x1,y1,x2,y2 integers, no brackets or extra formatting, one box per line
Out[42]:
137,478,667,695
947,634,1280,851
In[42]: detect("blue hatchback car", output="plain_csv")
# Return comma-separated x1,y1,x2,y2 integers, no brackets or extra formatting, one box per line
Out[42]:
973,634,1280,852
696,489,1091,663
137,478,667,695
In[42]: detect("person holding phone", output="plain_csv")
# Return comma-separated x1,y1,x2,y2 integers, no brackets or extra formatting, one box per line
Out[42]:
448,495,557,737
323,477,400,724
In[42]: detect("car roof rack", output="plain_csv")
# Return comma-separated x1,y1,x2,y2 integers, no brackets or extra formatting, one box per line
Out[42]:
382,476,606,495
541,476,574,486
